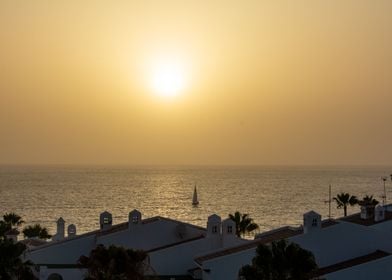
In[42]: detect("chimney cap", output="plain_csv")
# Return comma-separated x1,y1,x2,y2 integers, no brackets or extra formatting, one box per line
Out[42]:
208,214,221,221
304,210,321,217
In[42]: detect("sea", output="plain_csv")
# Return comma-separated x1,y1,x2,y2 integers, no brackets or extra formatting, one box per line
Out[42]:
0,165,391,236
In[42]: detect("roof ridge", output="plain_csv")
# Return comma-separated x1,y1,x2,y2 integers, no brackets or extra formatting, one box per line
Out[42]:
194,227,302,265
155,216,206,231
147,234,206,253
29,215,205,252
314,250,390,277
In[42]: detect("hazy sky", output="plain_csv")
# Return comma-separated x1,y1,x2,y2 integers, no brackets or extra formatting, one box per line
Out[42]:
1,1,392,166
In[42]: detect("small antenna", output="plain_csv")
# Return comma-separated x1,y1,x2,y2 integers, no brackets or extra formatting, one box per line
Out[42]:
324,184,332,219
382,177,388,205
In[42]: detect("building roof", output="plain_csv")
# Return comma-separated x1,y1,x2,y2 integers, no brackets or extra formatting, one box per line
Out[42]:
20,238,48,247
314,250,390,277
194,208,392,265
147,234,205,253
195,226,301,265
194,219,338,265
338,211,392,226
29,215,205,252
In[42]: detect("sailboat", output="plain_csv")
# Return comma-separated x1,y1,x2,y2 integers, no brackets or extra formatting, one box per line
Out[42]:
192,185,199,206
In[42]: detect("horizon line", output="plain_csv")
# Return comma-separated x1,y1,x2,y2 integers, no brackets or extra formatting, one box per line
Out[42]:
1,163,392,169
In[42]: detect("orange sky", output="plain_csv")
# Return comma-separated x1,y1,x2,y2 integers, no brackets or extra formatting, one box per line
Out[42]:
1,1,392,166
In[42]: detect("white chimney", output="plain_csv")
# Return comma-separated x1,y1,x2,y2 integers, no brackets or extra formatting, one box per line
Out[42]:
53,217,65,241
360,205,376,220
303,211,321,234
360,206,368,219
207,214,222,237
128,209,142,230
67,224,77,237
100,211,112,230
222,218,236,246
375,205,385,222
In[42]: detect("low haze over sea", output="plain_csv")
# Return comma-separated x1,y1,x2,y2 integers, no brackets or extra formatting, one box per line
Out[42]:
1,165,391,235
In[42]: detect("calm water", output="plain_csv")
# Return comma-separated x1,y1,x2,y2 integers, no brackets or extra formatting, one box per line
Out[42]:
1,165,391,235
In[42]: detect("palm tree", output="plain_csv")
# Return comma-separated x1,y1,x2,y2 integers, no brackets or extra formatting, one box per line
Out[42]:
22,224,51,240
78,244,148,280
239,239,318,280
229,211,259,238
359,195,379,207
3,213,24,228
0,238,37,280
333,193,358,217
358,195,379,219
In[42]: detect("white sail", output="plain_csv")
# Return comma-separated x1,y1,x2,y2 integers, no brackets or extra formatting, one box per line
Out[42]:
192,185,199,205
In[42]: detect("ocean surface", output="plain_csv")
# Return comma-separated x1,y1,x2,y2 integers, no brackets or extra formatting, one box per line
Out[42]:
1,165,391,236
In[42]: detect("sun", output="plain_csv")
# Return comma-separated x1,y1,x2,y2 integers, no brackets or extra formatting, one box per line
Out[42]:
145,55,188,98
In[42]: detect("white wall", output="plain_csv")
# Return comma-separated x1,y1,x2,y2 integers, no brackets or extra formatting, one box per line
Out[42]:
290,222,392,267
202,248,255,280
28,234,96,265
149,236,246,276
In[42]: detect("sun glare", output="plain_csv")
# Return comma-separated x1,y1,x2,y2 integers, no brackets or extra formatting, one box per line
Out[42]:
151,61,187,98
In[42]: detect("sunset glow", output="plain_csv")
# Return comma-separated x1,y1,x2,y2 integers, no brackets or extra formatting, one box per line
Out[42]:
2,3,392,278
1,1,392,165
150,59,187,98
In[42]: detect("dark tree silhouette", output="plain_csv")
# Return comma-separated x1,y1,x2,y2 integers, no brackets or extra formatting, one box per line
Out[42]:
23,224,51,240
0,221,11,238
78,244,149,280
229,211,259,237
1,213,24,238
333,193,358,217
358,195,379,218
3,213,24,228
359,195,379,207
0,238,37,280
239,239,318,280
